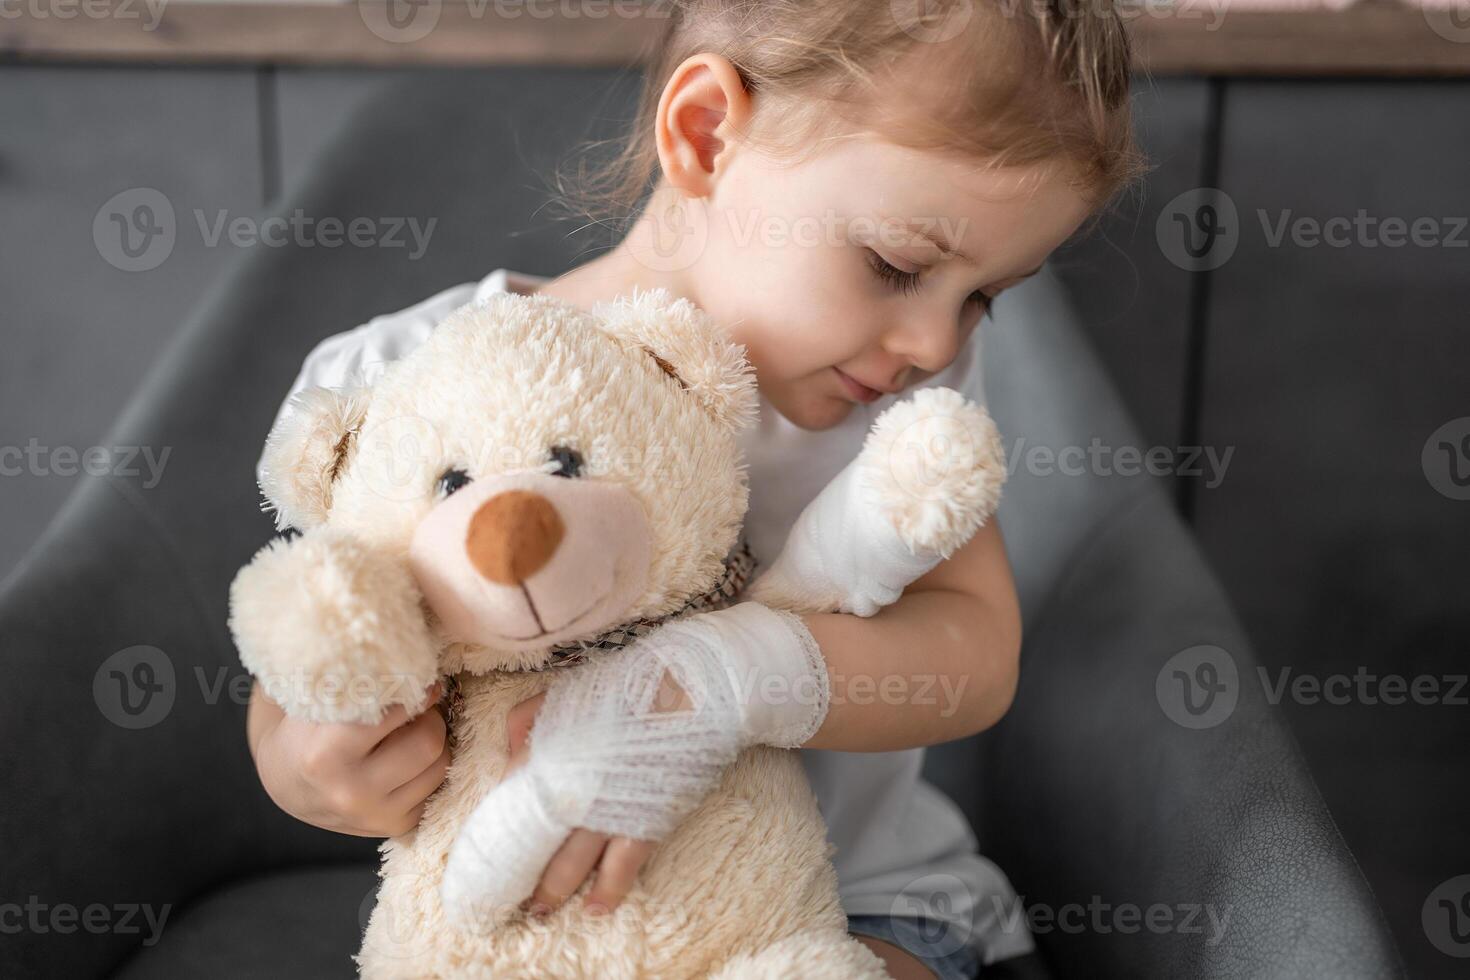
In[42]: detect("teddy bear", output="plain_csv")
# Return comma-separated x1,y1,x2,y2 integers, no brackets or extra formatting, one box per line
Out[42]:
228,287,1006,978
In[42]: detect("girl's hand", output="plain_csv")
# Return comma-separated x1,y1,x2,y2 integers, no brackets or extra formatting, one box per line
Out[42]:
439,605,822,924
505,693,655,916
248,680,450,838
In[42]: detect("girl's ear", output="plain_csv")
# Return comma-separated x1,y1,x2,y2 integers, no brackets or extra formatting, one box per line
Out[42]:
591,287,759,433
257,386,372,532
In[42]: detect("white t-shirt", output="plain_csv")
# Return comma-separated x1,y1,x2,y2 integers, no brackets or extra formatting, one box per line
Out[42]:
258,268,1034,963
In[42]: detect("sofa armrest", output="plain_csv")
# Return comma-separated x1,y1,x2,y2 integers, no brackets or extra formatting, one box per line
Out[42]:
0,76,495,979
936,271,1404,978
979,483,1402,978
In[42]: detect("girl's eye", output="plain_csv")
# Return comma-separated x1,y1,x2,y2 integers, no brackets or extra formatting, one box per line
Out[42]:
436,467,472,497
866,250,922,296
868,248,994,314
549,445,584,479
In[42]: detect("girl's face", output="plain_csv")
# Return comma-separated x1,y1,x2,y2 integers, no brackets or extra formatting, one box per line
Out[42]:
671,137,1094,431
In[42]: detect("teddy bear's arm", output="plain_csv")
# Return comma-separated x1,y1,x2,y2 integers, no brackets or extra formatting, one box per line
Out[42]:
745,387,1007,618
229,525,442,725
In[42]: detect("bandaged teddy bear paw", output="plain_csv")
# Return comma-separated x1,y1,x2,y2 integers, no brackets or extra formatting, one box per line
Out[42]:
440,601,827,922
747,386,1007,617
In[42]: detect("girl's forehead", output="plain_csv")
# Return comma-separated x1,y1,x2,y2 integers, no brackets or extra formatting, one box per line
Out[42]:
774,138,1090,235
803,136,1076,200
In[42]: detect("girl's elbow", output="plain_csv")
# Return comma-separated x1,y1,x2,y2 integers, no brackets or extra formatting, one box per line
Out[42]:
959,609,1022,736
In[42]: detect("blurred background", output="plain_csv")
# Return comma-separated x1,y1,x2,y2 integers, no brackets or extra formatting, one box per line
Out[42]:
2,1,1467,977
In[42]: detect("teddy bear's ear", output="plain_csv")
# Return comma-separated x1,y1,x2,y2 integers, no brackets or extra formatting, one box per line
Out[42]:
591,287,759,433
257,386,372,532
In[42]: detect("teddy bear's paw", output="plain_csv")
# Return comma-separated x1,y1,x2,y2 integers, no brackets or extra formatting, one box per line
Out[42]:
440,767,573,927
858,387,1007,560
228,525,442,725
740,388,1005,618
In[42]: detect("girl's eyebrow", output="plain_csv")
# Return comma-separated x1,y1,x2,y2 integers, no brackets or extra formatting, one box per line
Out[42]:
913,226,972,262
898,220,1046,284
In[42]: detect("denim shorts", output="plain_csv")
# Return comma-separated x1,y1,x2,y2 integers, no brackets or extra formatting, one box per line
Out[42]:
847,913,982,980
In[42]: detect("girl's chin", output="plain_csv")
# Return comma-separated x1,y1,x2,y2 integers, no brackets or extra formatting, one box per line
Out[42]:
772,392,856,432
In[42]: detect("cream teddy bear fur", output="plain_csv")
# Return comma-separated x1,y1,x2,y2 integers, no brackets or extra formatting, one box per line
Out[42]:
228,289,1005,978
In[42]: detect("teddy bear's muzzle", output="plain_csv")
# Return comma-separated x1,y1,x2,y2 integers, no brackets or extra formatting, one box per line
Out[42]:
408,470,653,653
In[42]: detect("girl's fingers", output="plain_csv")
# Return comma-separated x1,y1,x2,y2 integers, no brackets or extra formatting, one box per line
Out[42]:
346,681,444,754
584,837,655,914
506,693,547,757
527,829,608,915
366,706,448,794
384,739,451,813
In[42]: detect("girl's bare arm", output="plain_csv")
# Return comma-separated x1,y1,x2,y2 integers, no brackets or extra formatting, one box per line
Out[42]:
799,520,1022,751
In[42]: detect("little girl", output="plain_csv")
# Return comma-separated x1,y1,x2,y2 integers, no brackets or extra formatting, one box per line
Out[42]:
246,2,1142,977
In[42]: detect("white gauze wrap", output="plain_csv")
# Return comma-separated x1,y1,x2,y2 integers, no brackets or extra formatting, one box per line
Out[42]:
747,387,1005,618
440,601,827,921
754,458,935,617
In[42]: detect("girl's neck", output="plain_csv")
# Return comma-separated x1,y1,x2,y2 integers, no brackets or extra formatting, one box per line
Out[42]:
531,186,698,313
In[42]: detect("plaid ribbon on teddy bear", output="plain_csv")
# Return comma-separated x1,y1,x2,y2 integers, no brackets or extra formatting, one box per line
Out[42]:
441,537,757,732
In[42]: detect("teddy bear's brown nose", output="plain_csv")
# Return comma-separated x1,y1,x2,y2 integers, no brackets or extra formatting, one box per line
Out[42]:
466,490,565,584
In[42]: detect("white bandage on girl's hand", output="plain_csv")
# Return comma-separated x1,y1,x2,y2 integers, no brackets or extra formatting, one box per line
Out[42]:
747,387,1006,618
439,601,828,923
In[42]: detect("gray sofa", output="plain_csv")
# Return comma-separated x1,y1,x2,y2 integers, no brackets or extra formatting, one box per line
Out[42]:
0,74,1402,979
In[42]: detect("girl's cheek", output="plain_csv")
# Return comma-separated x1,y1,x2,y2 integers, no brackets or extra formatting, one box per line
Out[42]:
742,329,829,383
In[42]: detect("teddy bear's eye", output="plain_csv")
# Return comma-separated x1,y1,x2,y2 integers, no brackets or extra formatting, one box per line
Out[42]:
436,467,472,497
549,445,583,479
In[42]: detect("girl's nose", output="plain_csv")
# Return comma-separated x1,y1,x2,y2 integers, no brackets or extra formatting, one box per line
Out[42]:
883,311,964,375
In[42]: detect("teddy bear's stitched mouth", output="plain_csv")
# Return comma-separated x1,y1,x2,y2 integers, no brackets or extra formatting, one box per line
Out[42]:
486,586,607,644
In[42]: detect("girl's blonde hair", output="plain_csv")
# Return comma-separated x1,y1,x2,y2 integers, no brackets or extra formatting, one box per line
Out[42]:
558,0,1146,231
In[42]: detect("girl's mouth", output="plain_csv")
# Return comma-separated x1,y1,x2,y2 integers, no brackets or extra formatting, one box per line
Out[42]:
833,367,884,404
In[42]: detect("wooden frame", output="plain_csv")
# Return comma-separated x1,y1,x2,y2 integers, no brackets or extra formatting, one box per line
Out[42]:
2,0,1469,75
